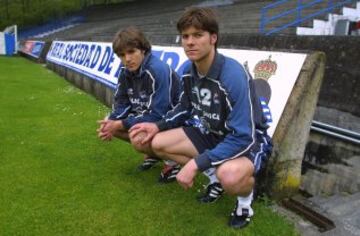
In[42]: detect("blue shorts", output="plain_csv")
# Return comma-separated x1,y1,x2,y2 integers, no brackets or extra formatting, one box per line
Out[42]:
182,126,272,174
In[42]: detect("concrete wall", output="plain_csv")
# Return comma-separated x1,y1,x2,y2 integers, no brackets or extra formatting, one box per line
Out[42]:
217,35,360,117
47,61,114,107
302,133,360,196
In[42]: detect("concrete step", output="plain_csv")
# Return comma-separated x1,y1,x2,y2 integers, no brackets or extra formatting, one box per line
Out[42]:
306,192,360,236
301,158,360,196
311,192,360,209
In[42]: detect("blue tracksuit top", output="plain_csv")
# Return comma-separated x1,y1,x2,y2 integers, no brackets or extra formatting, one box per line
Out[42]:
156,52,268,171
108,52,181,130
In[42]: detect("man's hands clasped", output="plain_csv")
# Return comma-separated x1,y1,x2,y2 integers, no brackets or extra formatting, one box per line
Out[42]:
97,117,123,141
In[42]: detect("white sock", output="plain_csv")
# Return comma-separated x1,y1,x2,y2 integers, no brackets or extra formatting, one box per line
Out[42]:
202,168,219,184
236,191,254,217
164,160,178,167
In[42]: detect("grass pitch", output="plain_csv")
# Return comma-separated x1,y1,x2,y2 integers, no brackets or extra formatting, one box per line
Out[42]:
0,56,298,235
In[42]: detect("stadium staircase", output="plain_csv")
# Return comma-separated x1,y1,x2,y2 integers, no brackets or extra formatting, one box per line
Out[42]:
296,1,360,35
259,0,358,35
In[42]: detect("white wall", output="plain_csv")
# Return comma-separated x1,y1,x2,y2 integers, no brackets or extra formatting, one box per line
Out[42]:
0,32,5,55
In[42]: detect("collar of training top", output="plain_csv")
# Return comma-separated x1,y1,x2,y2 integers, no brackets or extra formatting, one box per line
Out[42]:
190,51,225,81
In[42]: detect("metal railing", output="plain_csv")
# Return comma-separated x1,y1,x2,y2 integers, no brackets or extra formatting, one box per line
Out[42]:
311,120,360,145
260,0,354,35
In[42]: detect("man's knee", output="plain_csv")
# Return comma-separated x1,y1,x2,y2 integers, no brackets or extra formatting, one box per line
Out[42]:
151,133,166,155
217,163,243,188
130,139,145,152
216,158,254,195
129,135,150,153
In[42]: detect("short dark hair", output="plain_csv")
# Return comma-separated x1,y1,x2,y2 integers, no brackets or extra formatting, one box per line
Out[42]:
112,26,151,56
177,7,219,44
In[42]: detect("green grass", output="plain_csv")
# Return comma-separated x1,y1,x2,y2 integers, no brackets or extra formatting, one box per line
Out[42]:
0,56,299,236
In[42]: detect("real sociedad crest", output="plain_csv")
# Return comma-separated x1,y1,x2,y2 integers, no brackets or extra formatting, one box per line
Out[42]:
253,55,277,81
252,56,277,126
252,55,277,104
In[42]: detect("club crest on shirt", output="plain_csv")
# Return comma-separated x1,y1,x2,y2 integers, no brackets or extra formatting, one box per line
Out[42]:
186,115,210,134
213,92,220,104
191,87,198,94
139,90,147,99
127,88,134,95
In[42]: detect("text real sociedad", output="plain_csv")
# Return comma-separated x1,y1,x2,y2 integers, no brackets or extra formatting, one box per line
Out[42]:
49,42,191,80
